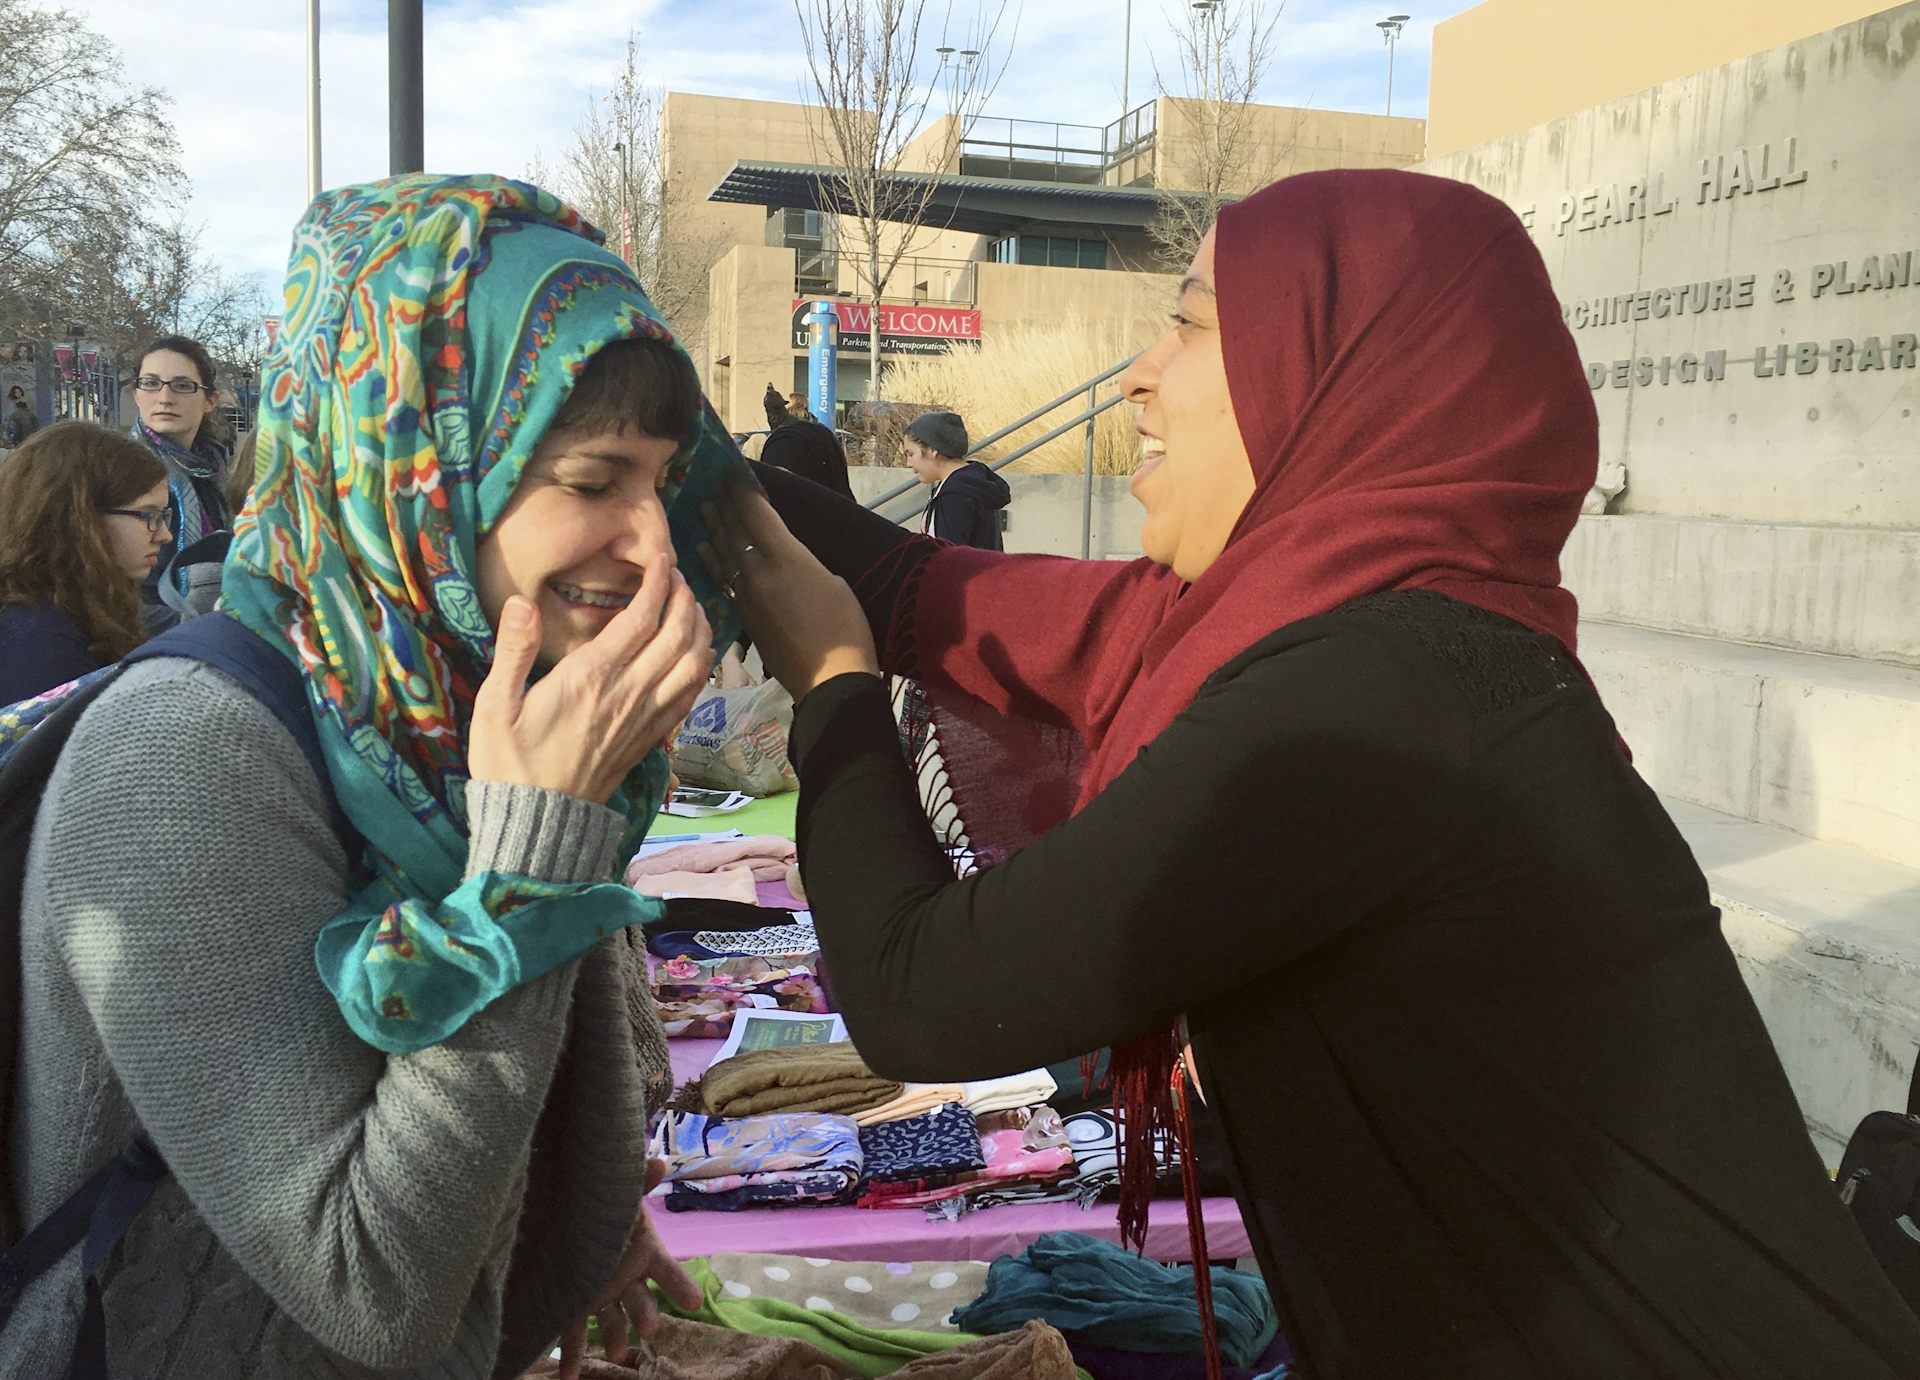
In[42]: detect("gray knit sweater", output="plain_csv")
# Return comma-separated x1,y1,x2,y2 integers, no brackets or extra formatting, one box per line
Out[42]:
1,658,671,1378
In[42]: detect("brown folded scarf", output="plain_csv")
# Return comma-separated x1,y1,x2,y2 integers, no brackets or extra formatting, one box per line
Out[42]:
701,1043,904,1118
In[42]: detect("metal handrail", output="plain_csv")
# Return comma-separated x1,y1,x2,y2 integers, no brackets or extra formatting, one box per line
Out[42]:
863,352,1140,559
862,354,1137,512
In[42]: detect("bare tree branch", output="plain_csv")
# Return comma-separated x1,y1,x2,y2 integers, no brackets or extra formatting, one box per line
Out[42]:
539,31,729,357
794,0,1014,405
1149,0,1289,268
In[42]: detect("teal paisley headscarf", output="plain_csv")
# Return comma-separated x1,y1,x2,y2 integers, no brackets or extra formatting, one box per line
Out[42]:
223,173,745,1053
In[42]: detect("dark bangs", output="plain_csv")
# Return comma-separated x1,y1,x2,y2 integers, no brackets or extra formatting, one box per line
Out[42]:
553,337,701,445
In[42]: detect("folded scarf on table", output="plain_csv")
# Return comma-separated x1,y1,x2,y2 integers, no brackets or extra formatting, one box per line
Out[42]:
627,835,799,886
853,1083,967,1126
859,1103,984,1185
647,897,803,937
951,1231,1278,1369
860,1118,1078,1208
649,921,821,961
665,1172,855,1211
652,1111,863,1183
651,1258,1091,1379
631,867,759,904
961,1069,1057,1115
702,1043,903,1118
650,952,830,1038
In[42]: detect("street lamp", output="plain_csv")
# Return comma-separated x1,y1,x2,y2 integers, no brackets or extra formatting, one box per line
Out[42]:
612,139,633,264
1376,14,1409,117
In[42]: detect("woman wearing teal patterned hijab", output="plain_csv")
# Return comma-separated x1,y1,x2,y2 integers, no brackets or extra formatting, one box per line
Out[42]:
226,174,744,1052
0,174,716,1375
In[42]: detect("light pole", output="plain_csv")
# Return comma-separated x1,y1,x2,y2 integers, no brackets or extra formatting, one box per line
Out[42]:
306,0,321,199
612,139,633,264
1376,14,1409,117
1193,0,1224,102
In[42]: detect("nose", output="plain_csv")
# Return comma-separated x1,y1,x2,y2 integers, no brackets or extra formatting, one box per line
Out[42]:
1119,331,1172,404
610,491,672,566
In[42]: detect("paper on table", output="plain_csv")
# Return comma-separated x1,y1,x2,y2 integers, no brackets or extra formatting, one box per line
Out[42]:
662,786,754,817
711,1007,849,1066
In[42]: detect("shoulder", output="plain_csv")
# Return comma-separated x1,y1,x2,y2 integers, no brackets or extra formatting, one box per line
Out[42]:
67,655,321,801
0,599,83,642
1204,590,1583,738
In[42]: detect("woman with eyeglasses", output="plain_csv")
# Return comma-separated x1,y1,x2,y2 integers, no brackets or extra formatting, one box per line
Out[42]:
130,333,231,626
0,421,170,704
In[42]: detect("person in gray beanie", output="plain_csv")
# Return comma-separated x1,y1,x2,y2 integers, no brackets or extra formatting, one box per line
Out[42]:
903,410,1009,551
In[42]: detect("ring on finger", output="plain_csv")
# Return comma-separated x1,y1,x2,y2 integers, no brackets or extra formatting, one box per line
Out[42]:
739,542,757,557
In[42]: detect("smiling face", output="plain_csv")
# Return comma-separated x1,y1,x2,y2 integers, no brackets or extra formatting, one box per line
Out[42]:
99,479,171,580
474,425,678,669
1117,228,1257,582
134,348,216,446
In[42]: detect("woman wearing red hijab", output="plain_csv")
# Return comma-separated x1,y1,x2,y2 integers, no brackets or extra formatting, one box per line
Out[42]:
705,170,1920,1378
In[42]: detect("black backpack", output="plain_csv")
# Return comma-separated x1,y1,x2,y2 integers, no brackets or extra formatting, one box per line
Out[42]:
0,612,354,1378
1837,1056,1920,1314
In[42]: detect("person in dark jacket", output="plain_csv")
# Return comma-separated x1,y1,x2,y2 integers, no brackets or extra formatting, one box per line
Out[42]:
759,381,855,500
5,386,37,446
0,421,169,703
903,411,1009,551
702,169,1920,1380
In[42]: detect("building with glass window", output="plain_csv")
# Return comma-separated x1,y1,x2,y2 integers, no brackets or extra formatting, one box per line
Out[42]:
661,92,1424,431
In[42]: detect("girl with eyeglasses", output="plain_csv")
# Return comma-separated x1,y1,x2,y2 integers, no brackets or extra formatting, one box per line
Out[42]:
130,333,232,627
0,421,170,704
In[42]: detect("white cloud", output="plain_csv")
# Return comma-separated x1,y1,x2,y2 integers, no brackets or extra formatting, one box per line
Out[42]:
79,0,1470,290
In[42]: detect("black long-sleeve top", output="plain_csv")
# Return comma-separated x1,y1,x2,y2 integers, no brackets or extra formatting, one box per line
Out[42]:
757,463,1920,1380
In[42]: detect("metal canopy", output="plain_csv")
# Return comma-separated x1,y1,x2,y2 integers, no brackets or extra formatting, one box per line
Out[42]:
708,161,1197,236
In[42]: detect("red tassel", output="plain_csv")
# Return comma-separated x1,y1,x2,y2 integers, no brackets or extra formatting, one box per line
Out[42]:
1173,1061,1225,1380
1110,1028,1179,1253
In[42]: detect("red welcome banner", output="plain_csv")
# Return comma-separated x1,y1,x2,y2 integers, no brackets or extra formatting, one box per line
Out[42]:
791,300,982,340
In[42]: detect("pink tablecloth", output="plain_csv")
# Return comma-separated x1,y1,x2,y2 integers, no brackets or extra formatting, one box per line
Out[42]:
656,1039,1251,1265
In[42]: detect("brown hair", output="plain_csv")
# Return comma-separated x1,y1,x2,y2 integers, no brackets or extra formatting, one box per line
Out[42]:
552,337,701,444
0,421,167,660
226,429,259,516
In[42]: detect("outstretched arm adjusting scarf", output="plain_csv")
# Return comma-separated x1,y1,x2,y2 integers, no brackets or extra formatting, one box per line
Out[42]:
221,174,746,1052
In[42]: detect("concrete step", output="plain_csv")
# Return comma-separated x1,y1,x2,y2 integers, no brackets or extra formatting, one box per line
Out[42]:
1670,796,1920,1169
1582,620,1920,871
1563,516,1920,669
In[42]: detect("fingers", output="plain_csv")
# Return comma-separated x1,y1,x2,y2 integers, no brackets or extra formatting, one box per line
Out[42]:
598,1298,634,1365
577,551,675,670
556,1317,585,1380
654,1247,706,1313
623,1278,661,1340
477,596,540,715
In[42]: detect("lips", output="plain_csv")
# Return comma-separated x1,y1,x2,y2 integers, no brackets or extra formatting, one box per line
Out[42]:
550,580,636,611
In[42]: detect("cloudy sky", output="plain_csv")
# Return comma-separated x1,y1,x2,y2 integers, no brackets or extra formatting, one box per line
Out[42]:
84,0,1477,291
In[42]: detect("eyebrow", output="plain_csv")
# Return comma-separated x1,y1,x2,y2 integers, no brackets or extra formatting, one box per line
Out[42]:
550,449,637,469
1178,275,1216,299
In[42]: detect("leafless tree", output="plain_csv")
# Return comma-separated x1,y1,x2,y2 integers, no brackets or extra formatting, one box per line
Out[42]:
544,32,726,356
1149,0,1288,268
794,0,1012,405
0,0,180,276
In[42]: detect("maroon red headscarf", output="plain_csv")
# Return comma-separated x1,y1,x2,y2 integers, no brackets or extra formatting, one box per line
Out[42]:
889,167,1598,1243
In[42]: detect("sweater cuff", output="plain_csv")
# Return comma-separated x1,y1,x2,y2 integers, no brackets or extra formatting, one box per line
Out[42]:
463,781,628,885
791,672,896,777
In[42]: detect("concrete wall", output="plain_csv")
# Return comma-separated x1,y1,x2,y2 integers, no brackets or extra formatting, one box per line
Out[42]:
707,244,798,431
1155,98,1426,193
1417,5,1920,528
1428,0,1895,155
1563,516,1920,667
848,467,1146,561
